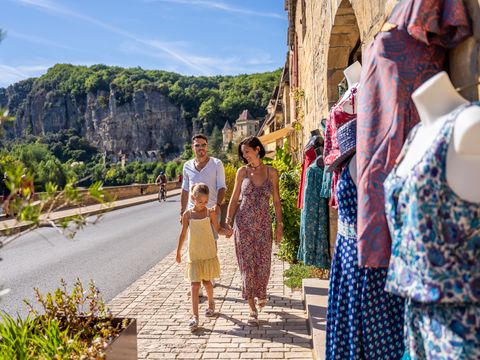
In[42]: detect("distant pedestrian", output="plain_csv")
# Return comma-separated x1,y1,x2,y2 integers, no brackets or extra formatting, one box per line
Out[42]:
1,172,11,217
225,136,283,325
175,183,232,331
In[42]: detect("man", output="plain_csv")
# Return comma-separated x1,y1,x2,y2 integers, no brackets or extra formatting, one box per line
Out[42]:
180,134,226,221
155,171,168,201
181,134,226,291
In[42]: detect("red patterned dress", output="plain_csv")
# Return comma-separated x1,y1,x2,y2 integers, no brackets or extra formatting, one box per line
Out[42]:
356,0,471,267
234,168,273,301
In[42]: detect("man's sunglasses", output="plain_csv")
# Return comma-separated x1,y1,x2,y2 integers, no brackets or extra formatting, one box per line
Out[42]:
194,143,207,148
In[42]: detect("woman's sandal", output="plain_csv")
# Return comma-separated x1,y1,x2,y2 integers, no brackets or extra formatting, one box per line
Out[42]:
257,298,267,312
188,316,199,331
205,301,216,317
247,310,258,325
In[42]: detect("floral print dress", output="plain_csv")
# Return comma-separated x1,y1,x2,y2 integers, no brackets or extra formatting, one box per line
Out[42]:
234,168,273,301
326,167,405,359
297,162,330,269
384,104,480,359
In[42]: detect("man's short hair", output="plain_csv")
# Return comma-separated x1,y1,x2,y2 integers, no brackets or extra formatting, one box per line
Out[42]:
192,134,208,143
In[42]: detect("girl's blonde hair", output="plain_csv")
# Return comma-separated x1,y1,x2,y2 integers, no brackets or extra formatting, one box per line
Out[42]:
191,183,209,197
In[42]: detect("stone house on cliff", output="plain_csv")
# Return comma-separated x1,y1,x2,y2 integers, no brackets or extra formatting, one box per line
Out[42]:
222,110,261,150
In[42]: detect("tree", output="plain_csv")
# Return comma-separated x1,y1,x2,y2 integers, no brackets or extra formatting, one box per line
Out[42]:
209,126,223,159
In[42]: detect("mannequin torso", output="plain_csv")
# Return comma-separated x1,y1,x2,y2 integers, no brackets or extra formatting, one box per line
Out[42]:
396,72,480,202
348,154,357,186
339,61,361,114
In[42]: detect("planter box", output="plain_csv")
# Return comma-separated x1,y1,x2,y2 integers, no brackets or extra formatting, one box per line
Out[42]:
105,318,138,360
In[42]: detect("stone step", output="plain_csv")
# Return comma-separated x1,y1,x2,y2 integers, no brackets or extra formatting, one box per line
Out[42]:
303,278,329,360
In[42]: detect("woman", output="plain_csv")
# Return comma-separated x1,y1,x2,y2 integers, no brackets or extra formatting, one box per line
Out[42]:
226,136,283,324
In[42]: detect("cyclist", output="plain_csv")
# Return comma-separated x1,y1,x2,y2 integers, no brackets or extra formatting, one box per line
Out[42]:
156,172,168,202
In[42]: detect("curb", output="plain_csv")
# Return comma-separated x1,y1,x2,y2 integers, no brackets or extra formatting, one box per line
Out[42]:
303,278,329,360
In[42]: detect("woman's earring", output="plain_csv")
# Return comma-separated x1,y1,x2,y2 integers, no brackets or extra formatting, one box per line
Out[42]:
256,153,260,158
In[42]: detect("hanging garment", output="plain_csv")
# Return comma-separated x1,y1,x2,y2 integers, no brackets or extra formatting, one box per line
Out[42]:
297,162,330,269
297,146,317,208
323,88,357,208
326,167,405,360
356,0,471,267
384,107,480,359
234,168,273,301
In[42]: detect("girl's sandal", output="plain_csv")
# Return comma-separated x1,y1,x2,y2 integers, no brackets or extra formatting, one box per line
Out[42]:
205,301,216,317
247,310,258,325
257,298,267,312
188,316,199,331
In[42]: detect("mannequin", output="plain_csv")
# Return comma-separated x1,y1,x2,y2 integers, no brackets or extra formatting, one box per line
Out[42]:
340,61,362,114
348,154,357,186
396,71,480,202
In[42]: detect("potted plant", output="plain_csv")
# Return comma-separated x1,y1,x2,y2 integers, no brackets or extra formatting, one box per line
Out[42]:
0,279,137,359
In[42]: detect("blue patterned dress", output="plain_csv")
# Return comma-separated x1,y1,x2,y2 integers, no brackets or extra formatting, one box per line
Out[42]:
326,167,405,359
297,162,330,269
384,105,480,359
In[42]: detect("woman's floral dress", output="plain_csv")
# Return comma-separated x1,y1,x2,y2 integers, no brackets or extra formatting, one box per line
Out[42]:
234,168,273,300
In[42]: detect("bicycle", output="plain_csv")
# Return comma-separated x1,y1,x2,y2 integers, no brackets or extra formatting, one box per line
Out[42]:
158,184,167,202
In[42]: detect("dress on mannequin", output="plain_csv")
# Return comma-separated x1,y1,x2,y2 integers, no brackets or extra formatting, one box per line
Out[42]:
297,133,322,208
323,61,361,208
326,164,405,359
384,106,480,359
297,156,330,269
356,0,471,267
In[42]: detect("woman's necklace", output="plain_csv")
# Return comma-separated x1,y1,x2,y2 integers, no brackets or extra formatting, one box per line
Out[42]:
248,162,262,176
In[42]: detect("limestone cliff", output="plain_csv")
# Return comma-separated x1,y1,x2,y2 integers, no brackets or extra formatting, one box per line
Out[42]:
2,83,187,157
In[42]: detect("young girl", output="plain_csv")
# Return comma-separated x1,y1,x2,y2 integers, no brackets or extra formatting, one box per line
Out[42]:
176,183,231,331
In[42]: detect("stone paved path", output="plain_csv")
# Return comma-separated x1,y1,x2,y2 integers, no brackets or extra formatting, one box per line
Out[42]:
109,237,313,359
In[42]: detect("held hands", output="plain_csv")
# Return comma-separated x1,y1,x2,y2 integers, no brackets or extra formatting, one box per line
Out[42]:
225,223,233,238
224,226,233,238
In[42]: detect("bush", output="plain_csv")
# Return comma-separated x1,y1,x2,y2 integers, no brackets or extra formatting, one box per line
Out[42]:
266,142,301,263
0,279,130,359
223,162,237,204
283,263,329,290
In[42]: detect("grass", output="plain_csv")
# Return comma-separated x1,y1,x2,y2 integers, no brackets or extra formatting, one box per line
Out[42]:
283,263,330,290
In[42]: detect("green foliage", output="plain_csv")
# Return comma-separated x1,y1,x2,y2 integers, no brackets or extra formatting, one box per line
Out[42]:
283,263,329,289
223,163,237,204
266,142,301,263
0,163,109,238
0,279,129,359
14,64,281,137
209,126,224,159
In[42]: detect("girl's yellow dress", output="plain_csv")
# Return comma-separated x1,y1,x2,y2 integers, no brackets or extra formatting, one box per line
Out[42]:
186,212,220,282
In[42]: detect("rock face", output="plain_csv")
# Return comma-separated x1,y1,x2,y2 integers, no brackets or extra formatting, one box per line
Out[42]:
2,83,187,157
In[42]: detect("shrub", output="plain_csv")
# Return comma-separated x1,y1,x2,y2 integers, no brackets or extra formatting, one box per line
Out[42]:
0,279,129,359
283,263,330,290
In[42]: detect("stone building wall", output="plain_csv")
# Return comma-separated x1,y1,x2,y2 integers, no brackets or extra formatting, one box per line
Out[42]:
290,0,480,145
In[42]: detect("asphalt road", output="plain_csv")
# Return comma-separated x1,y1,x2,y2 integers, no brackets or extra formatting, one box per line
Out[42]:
0,195,181,317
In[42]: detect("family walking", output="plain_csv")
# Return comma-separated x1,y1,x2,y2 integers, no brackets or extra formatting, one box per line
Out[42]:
175,134,283,331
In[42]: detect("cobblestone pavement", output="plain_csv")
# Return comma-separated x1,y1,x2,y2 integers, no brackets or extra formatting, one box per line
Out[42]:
109,237,313,359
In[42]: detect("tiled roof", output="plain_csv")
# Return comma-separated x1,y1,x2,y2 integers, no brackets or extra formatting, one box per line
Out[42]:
237,110,255,121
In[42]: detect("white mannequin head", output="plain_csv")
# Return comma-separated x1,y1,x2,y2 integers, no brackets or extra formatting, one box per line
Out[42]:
343,61,362,89
412,71,468,127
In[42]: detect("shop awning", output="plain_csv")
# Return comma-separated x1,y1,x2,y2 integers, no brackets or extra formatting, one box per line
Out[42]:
258,126,294,145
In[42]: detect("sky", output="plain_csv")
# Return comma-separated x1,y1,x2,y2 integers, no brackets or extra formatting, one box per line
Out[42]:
0,0,288,88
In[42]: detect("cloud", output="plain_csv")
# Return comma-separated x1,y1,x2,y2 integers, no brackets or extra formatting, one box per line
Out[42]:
146,0,285,19
0,64,50,87
9,30,78,51
13,0,213,74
